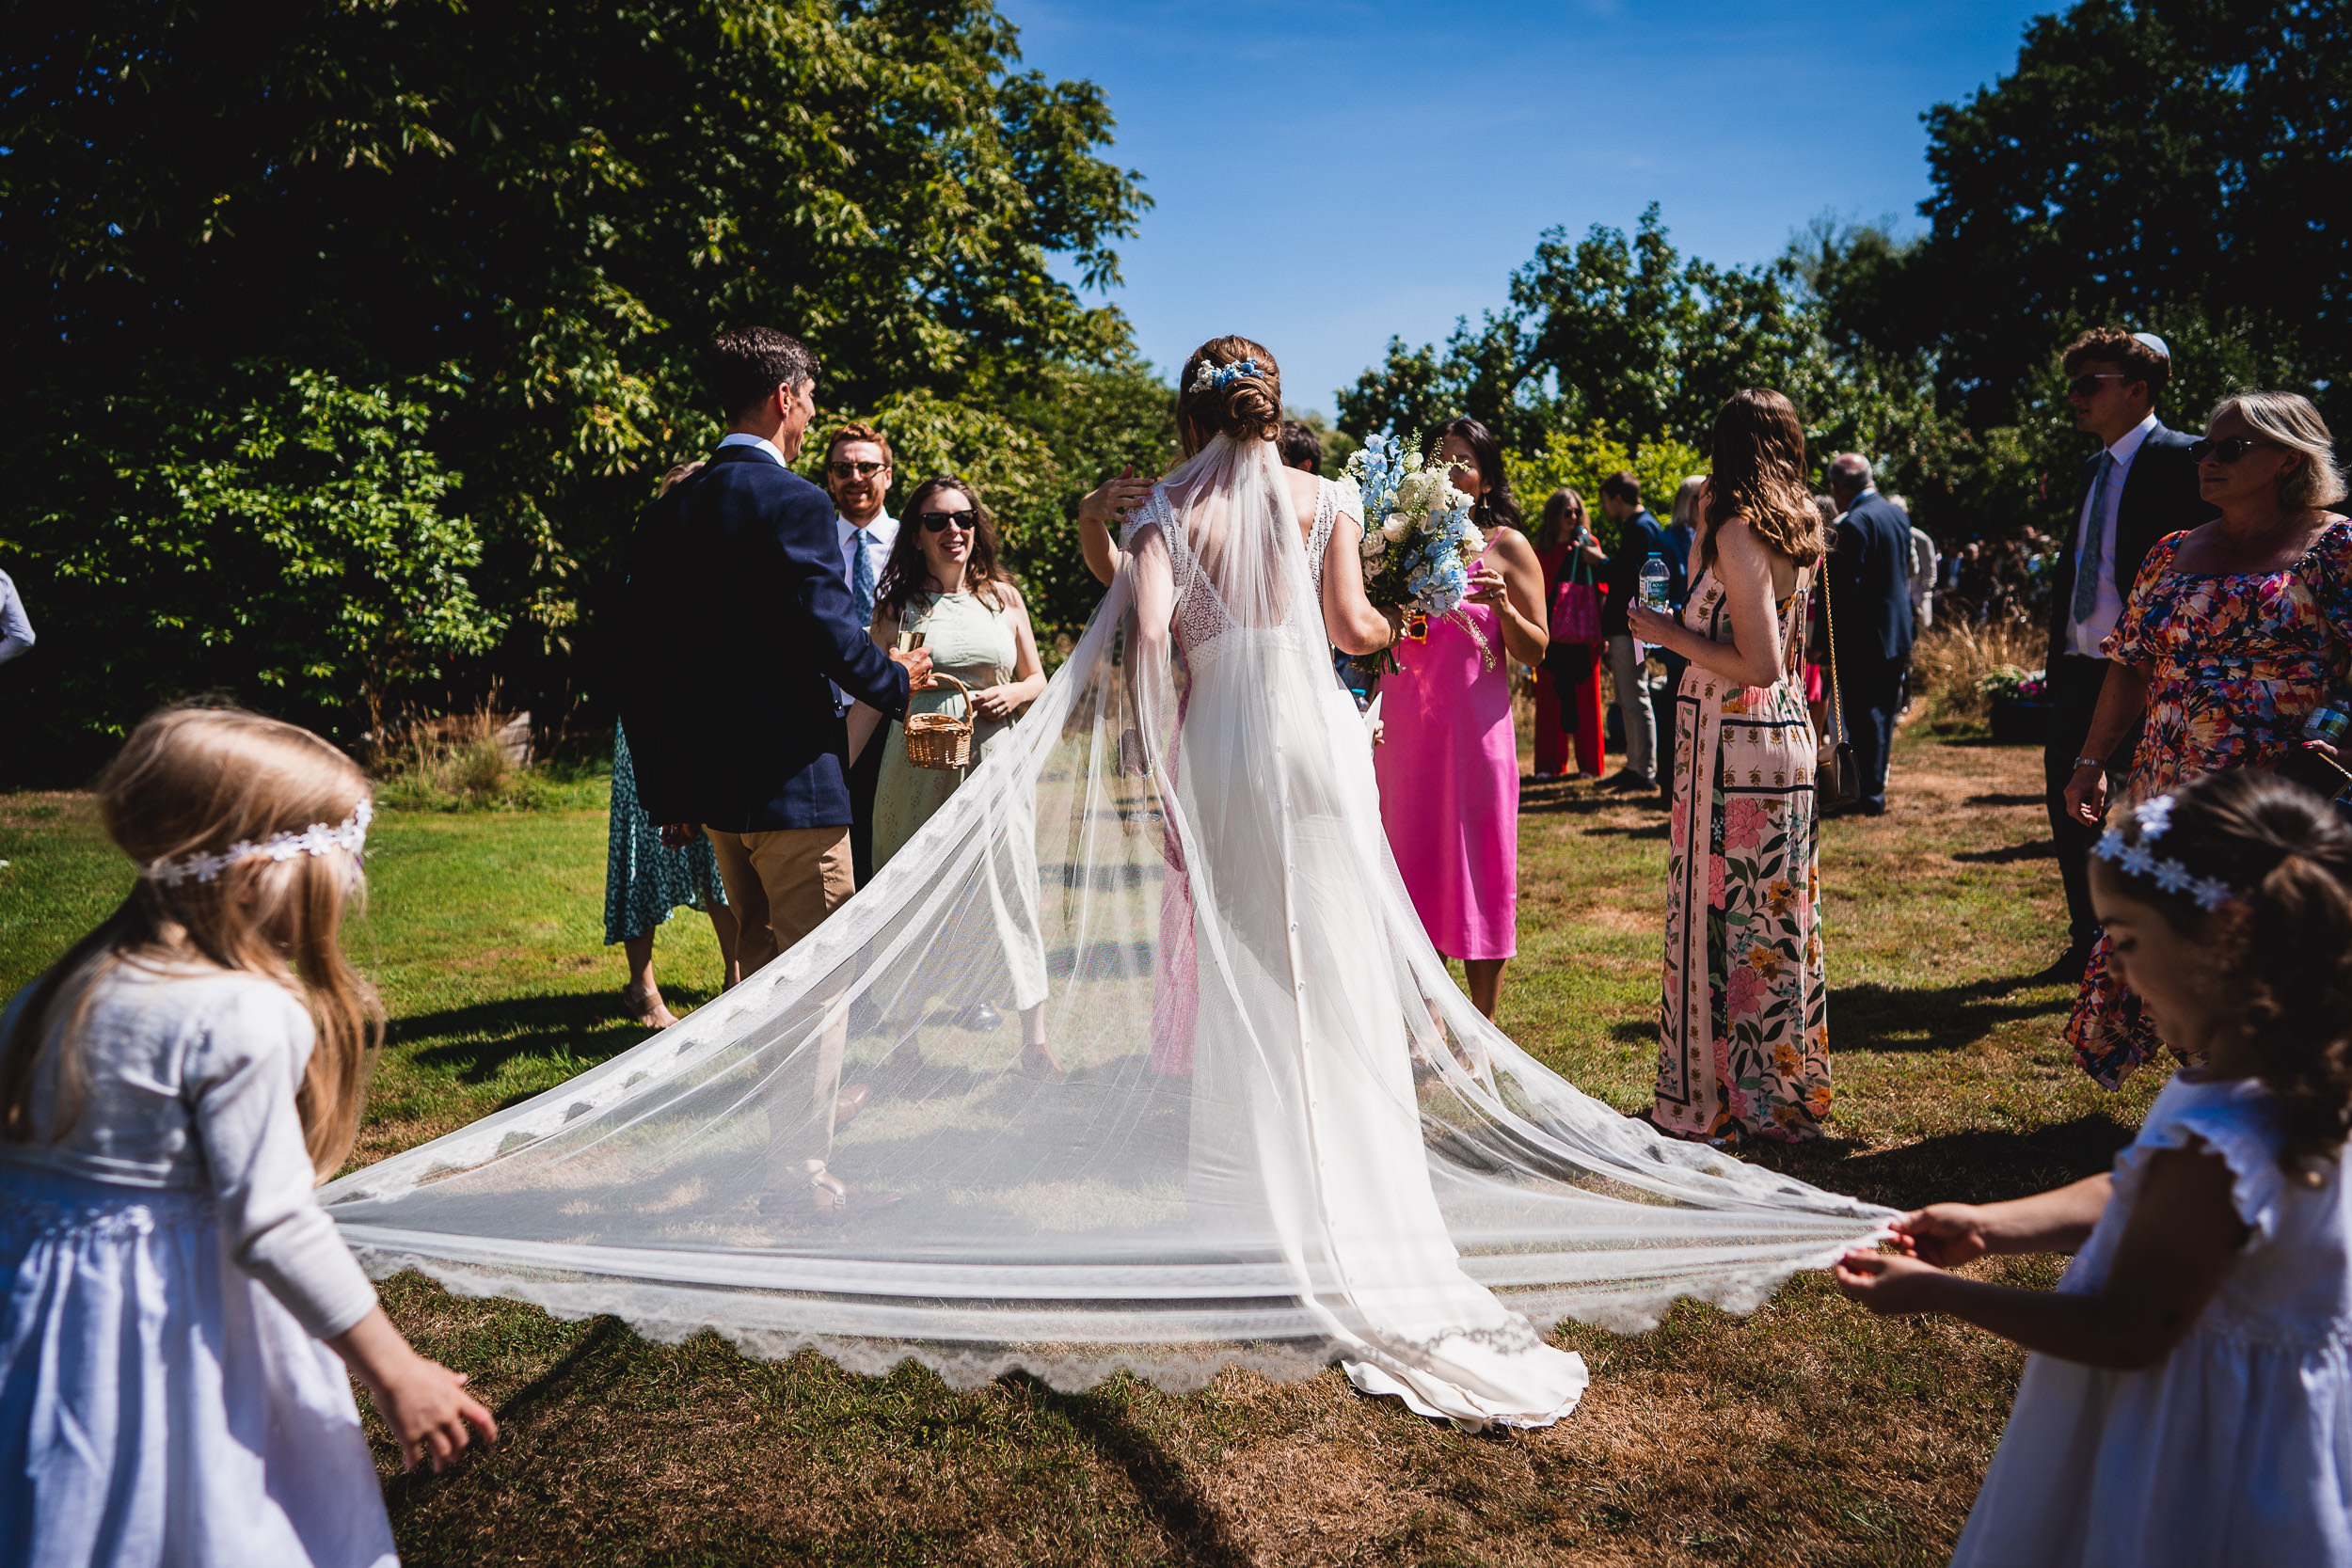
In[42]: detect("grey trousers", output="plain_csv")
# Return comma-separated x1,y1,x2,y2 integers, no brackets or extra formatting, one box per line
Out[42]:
1608,634,1657,784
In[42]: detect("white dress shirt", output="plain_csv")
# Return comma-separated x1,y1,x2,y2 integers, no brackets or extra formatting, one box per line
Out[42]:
2067,412,2158,657
715,431,788,467
836,510,900,620
0,569,33,666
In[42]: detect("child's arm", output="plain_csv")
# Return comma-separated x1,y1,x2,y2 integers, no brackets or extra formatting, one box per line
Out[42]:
1890,1172,2115,1265
331,1307,500,1472
1836,1146,2248,1370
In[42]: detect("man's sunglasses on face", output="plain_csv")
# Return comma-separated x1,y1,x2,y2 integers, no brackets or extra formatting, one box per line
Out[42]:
2066,373,2135,400
830,460,887,480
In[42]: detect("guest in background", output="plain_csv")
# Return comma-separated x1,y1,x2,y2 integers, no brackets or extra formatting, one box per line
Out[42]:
826,422,901,888
1598,471,1676,792
850,475,1056,1076
1905,513,1939,633
1631,390,1829,1145
1532,487,1608,779
1804,496,1836,735
1823,454,1914,816
2039,328,2215,982
1279,419,1323,475
2060,391,2352,1087
605,460,741,1030
0,565,32,668
1664,475,1705,566
1653,475,1708,800
1375,417,1547,1019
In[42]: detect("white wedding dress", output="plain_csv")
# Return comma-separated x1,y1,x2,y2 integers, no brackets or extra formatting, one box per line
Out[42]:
318,434,1890,1427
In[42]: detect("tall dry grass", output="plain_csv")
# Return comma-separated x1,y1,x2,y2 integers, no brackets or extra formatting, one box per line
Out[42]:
1909,617,2048,721
371,697,548,811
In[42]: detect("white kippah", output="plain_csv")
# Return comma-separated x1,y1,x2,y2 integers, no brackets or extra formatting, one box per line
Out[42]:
2131,331,2171,360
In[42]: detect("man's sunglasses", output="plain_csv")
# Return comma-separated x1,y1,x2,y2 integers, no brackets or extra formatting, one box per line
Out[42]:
2065,372,2136,399
2188,436,2276,464
917,509,977,532
829,459,887,479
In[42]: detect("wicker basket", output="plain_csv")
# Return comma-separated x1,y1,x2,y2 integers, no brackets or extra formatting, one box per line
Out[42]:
902,673,977,771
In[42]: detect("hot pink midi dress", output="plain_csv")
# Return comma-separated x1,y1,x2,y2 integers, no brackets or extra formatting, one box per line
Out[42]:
1373,537,1518,961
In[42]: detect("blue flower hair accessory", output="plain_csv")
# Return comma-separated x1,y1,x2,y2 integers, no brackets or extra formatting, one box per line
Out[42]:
1186,356,1263,396
2092,793,2235,911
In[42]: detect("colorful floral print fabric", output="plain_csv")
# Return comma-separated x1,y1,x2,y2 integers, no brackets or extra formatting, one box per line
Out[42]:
2067,519,2352,1086
1656,569,1830,1143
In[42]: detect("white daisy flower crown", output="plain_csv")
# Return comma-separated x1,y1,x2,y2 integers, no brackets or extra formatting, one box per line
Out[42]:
144,800,374,889
1186,356,1263,396
2092,793,2238,911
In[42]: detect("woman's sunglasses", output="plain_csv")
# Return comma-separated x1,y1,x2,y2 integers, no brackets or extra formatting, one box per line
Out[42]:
917,508,977,532
2188,436,2276,464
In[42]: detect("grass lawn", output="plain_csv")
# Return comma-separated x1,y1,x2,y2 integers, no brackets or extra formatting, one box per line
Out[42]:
0,719,2164,1566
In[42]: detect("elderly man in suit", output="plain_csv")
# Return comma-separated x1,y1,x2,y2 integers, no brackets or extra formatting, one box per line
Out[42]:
1824,455,1914,816
2038,328,2215,982
624,325,933,1216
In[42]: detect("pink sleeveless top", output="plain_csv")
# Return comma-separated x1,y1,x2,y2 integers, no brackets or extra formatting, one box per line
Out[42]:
1371,534,1517,960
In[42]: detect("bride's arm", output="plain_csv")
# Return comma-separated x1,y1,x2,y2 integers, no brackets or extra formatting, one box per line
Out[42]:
1320,512,1399,657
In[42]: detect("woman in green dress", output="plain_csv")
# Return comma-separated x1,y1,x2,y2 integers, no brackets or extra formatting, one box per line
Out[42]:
849,476,1055,1074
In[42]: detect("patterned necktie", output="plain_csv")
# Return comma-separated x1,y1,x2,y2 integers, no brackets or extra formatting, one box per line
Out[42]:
850,529,877,628
2073,451,2114,626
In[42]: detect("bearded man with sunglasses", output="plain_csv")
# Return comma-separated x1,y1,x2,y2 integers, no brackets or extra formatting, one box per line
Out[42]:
824,421,901,886
2038,327,2216,983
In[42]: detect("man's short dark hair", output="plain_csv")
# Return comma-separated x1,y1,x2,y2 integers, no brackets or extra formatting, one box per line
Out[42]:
1279,420,1323,472
1599,469,1641,506
710,326,819,420
2060,326,2170,396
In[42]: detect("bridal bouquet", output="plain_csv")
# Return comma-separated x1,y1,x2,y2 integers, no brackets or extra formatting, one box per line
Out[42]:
1342,431,1489,679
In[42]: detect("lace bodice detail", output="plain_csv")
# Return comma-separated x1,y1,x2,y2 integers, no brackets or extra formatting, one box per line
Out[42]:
1124,489,1236,654
1307,479,1340,599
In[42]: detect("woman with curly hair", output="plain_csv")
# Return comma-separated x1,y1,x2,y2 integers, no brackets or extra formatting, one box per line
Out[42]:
1629,388,1830,1145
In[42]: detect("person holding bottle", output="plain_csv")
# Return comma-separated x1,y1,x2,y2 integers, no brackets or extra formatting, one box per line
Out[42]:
1597,471,1678,793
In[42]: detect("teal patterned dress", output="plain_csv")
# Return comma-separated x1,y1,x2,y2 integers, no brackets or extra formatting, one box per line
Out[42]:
603,723,727,945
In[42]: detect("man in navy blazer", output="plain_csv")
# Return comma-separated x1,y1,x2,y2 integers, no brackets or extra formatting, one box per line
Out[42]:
2040,328,2215,980
1825,455,1914,816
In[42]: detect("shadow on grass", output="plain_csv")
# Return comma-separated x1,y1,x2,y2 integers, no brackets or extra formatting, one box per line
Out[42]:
399,988,720,1085
1758,1115,2137,1211
1832,972,2068,1054
1964,792,2045,809
1952,837,2056,863
382,1316,633,1513
1031,1379,1254,1568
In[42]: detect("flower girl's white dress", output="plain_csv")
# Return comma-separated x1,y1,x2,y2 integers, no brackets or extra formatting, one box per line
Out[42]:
1954,1072,2352,1567
0,965,393,1568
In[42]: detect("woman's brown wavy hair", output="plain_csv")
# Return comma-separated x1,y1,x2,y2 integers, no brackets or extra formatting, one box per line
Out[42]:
0,705,385,1180
1702,388,1826,573
874,474,1013,619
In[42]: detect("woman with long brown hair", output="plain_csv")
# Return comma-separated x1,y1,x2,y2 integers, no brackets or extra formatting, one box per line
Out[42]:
1628,388,1832,1144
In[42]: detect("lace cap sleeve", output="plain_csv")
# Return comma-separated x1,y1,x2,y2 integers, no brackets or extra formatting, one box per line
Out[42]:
1332,474,1364,523
1120,488,1171,553
2115,1075,2290,1250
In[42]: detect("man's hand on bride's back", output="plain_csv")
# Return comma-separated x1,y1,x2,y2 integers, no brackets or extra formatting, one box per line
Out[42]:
890,646,937,689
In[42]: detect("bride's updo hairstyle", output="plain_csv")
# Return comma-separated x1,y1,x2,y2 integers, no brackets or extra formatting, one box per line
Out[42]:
1175,336,1283,451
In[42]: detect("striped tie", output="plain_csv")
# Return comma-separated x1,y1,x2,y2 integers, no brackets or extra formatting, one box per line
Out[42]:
850,530,877,629
2072,451,2113,626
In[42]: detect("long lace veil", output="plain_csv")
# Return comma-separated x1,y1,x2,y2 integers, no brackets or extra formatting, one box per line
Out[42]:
321,434,1891,1392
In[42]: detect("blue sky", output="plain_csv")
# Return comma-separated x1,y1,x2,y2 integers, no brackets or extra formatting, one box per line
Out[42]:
998,0,2056,417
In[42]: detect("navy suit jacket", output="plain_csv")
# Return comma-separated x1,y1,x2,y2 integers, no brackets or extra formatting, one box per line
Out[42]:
622,443,911,832
1829,490,1915,667
1601,509,1682,636
2043,422,2216,657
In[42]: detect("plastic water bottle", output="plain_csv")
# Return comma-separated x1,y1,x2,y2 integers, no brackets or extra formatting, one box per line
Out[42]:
1639,553,1672,611
2304,698,2351,748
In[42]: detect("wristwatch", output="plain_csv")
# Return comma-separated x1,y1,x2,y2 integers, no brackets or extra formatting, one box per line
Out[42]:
2073,756,2106,770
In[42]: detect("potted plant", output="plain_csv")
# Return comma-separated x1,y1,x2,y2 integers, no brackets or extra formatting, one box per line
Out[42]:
1979,665,2052,745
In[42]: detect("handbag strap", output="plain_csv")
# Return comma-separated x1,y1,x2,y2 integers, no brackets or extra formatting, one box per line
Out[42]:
1819,555,1847,743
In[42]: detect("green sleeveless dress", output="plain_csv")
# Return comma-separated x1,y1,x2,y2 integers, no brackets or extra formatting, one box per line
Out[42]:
871,591,1022,868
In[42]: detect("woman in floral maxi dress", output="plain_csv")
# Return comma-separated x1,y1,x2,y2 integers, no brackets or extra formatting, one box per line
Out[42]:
1629,390,1831,1145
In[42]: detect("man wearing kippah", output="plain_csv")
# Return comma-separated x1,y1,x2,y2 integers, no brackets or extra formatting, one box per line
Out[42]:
2036,328,2216,983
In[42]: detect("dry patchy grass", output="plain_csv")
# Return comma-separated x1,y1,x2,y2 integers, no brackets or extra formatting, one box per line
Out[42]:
0,716,2157,1566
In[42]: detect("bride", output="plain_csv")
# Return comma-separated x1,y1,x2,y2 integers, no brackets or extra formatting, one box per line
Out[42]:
317,336,1890,1431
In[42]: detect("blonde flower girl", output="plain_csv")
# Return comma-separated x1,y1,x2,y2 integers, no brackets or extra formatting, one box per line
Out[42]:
1,706,493,1567
1837,768,2352,1565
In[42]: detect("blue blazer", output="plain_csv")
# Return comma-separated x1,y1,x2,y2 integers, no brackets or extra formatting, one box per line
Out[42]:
622,444,911,832
1829,491,1915,665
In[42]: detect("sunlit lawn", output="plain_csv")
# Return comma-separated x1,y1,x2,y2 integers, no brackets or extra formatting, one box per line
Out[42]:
0,718,2160,1566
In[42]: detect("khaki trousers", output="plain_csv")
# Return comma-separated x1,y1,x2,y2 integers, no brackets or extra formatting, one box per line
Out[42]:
705,825,855,1188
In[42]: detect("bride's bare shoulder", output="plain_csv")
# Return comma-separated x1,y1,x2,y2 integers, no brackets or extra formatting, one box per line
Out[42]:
1280,465,1324,515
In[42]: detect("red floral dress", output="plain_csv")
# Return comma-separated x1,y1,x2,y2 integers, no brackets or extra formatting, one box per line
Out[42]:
2068,519,2352,1085
1656,567,1829,1142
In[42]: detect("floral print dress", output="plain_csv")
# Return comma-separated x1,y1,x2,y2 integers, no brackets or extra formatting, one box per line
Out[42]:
1655,565,1830,1143
2067,518,2352,1086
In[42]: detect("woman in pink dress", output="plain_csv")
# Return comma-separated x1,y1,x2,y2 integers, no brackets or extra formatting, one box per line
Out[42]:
1374,418,1549,1019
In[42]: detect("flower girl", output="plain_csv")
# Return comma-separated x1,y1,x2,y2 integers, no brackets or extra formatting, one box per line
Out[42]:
1836,768,2352,1565
0,706,493,1567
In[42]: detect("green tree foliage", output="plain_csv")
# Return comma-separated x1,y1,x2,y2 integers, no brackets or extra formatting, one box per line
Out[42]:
0,0,1151,768
1504,428,1709,547
16,365,501,741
